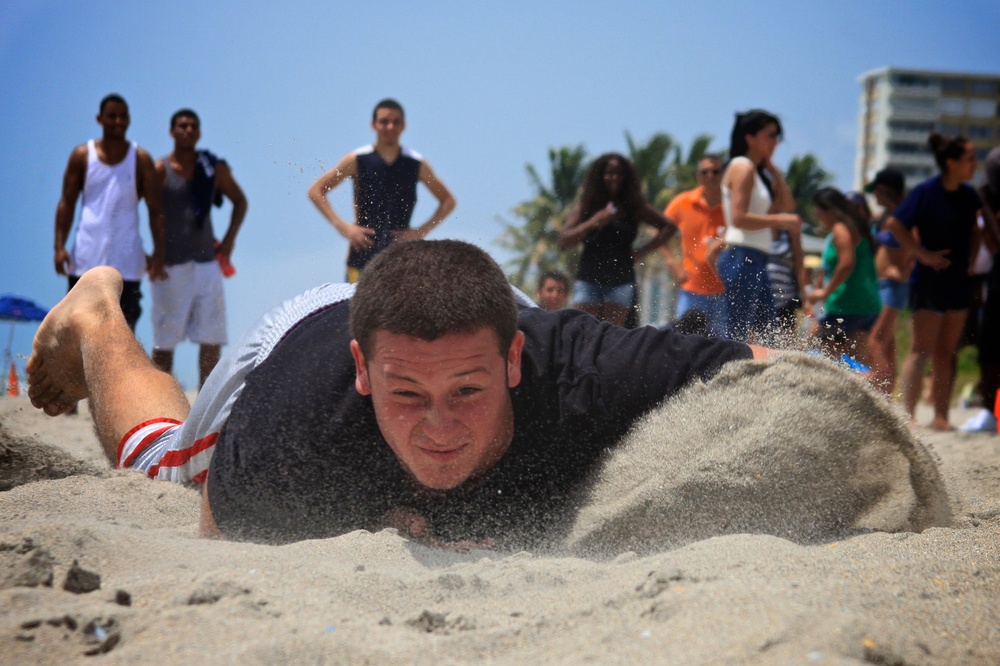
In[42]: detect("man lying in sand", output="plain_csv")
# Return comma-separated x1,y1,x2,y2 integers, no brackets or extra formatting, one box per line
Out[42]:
27,240,765,548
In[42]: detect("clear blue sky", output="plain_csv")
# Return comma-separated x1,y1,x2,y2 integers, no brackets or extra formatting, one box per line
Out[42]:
2,0,997,389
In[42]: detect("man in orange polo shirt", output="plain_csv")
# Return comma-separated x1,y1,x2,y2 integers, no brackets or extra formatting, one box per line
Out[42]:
660,155,727,336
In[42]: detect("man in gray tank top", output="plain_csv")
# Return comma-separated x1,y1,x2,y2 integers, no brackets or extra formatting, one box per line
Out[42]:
152,109,248,387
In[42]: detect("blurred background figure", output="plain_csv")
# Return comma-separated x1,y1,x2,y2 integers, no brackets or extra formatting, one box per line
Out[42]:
660,154,728,337
536,270,570,310
961,146,1000,433
307,99,456,283
766,220,807,348
560,153,676,326
885,133,981,430
806,188,881,375
865,169,911,395
718,110,801,343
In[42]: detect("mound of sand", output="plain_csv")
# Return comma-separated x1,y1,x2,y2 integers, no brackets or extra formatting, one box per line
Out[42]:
568,353,952,557
0,424,104,492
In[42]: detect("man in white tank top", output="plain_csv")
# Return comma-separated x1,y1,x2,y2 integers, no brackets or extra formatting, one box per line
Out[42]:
53,93,166,330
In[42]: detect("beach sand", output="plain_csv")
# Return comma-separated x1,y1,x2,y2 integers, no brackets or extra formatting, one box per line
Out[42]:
2,356,998,665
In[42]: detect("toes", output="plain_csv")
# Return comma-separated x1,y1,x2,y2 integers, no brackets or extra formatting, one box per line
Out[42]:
25,354,42,374
30,384,62,410
27,366,48,390
27,377,53,400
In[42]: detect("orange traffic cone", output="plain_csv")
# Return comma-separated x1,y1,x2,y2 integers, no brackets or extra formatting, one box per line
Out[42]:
6,361,18,397
994,390,1000,435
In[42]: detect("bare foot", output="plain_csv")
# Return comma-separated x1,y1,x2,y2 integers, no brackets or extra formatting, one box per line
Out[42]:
26,267,124,416
928,417,954,432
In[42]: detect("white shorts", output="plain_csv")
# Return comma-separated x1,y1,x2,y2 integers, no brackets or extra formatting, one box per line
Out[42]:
117,283,359,483
151,261,228,350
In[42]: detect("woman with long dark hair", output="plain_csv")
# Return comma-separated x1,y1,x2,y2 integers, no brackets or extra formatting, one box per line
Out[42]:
885,133,981,430
806,188,881,368
718,110,802,342
560,153,676,326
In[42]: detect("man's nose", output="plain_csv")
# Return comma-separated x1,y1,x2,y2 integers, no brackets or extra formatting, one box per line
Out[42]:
420,404,461,443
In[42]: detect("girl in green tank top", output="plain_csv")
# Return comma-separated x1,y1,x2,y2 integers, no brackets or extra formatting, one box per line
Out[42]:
806,188,881,370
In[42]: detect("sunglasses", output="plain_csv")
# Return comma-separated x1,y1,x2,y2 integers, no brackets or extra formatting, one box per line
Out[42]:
698,168,721,176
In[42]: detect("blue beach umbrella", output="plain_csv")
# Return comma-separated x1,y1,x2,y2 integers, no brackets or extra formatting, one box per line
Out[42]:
1,295,49,394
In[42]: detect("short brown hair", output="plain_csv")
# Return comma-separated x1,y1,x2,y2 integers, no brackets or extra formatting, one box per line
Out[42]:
372,98,404,122
350,240,517,358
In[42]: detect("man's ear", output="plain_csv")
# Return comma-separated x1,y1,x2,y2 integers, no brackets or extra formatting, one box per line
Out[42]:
350,339,371,395
506,331,524,388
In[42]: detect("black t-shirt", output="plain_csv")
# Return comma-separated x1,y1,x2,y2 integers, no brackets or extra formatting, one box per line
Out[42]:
207,304,752,547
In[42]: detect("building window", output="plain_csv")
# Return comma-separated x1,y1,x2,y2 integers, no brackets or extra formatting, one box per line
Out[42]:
893,74,934,87
940,97,966,115
888,142,929,154
968,99,995,118
891,97,936,113
893,165,934,179
938,123,963,136
889,119,935,133
970,80,998,95
942,79,966,93
967,124,992,139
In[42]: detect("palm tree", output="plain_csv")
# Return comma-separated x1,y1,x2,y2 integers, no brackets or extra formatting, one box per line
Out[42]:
669,134,717,199
625,131,677,208
626,131,717,208
495,145,588,291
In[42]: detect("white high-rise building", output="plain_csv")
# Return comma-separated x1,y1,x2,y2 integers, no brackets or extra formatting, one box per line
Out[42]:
855,67,999,190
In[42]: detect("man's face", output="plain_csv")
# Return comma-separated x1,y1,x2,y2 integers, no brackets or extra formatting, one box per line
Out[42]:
97,102,130,140
537,278,568,310
351,327,524,490
371,108,405,146
872,184,898,209
170,116,201,150
696,158,723,191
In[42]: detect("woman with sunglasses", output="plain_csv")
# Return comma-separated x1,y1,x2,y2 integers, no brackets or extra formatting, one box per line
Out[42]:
884,132,981,430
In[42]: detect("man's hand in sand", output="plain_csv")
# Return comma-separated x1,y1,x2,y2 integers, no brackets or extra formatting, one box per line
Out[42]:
26,268,123,415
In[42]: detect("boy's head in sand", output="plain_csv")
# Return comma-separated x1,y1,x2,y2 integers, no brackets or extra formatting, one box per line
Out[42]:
349,240,525,490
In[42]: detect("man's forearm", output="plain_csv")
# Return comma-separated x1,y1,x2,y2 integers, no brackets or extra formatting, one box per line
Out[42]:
54,203,73,250
416,197,456,237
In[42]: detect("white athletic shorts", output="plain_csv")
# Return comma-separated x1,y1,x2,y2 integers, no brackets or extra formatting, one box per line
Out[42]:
116,282,537,483
150,261,228,350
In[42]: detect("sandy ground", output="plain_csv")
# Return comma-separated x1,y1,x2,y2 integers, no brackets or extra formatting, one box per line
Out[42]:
1,359,998,665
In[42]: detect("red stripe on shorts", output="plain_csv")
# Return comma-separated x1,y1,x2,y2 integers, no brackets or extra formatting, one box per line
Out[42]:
147,432,219,482
116,418,183,467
